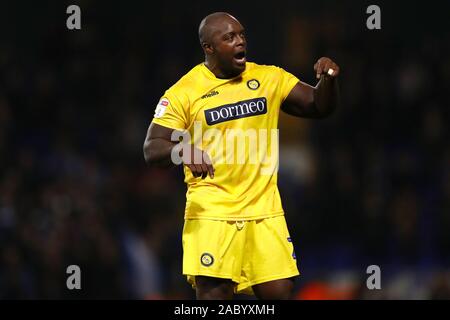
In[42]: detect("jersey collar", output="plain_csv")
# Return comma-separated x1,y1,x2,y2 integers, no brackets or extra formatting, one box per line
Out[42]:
200,62,250,81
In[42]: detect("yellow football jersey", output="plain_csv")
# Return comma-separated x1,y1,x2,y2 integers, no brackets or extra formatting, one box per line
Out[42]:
151,62,299,220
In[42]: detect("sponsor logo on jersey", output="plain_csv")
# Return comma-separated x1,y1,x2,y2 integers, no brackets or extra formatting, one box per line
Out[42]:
204,97,267,125
201,90,219,99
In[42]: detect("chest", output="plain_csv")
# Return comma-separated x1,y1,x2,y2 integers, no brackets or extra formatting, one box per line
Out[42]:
189,77,279,130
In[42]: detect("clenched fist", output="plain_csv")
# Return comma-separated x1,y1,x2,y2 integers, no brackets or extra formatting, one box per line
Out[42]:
314,57,340,79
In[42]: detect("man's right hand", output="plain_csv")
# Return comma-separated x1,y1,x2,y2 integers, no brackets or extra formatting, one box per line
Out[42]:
144,123,214,179
181,144,215,179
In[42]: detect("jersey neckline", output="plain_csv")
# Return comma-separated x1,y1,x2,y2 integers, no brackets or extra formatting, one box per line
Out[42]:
200,62,251,81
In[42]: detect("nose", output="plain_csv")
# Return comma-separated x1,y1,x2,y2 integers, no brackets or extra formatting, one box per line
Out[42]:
236,34,246,47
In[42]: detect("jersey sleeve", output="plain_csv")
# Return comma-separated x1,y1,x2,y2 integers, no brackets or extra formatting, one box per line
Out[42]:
276,67,300,102
151,90,189,130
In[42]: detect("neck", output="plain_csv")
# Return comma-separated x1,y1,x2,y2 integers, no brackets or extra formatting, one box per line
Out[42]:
204,58,239,79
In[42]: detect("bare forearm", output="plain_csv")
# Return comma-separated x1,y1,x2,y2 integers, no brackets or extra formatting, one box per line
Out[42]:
143,138,178,167
282,57,340,119
143,137,215,179
313,76,339,117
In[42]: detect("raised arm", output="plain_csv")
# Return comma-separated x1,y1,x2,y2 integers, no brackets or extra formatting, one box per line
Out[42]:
281,57,340,119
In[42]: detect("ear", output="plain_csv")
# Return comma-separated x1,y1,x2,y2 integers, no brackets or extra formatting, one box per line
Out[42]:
202,42,214,55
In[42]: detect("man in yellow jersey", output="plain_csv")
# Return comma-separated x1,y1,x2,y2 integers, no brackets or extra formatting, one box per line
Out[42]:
143,12,340,299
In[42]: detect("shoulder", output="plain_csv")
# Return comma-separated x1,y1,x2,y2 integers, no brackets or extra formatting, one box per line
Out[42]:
166,64,203,94
247,62,281,71
161,64,205,107
246,62,287,76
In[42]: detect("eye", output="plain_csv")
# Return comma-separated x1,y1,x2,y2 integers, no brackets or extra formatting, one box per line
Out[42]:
223,33,234,41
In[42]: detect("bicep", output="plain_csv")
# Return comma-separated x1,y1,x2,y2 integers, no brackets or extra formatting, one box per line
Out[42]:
281,81,321,118
143,122,182,166
145,122,176,142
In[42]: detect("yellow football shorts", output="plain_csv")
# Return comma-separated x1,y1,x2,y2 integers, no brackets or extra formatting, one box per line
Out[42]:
182,215,300,295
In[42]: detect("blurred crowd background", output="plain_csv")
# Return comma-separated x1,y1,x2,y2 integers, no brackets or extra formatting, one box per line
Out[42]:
0,0,449,299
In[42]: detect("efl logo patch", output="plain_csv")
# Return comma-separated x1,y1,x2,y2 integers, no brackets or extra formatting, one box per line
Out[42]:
200,253,214,267
154,98,169,118
204,97,267,125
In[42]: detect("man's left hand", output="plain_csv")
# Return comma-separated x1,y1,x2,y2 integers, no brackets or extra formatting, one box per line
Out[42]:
314,57,340,79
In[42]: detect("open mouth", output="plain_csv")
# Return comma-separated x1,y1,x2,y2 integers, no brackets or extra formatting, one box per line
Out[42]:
233,51,246,65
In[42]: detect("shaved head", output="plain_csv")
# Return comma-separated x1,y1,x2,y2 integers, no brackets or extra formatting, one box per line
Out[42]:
199,12,240,45
198,12,247,79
